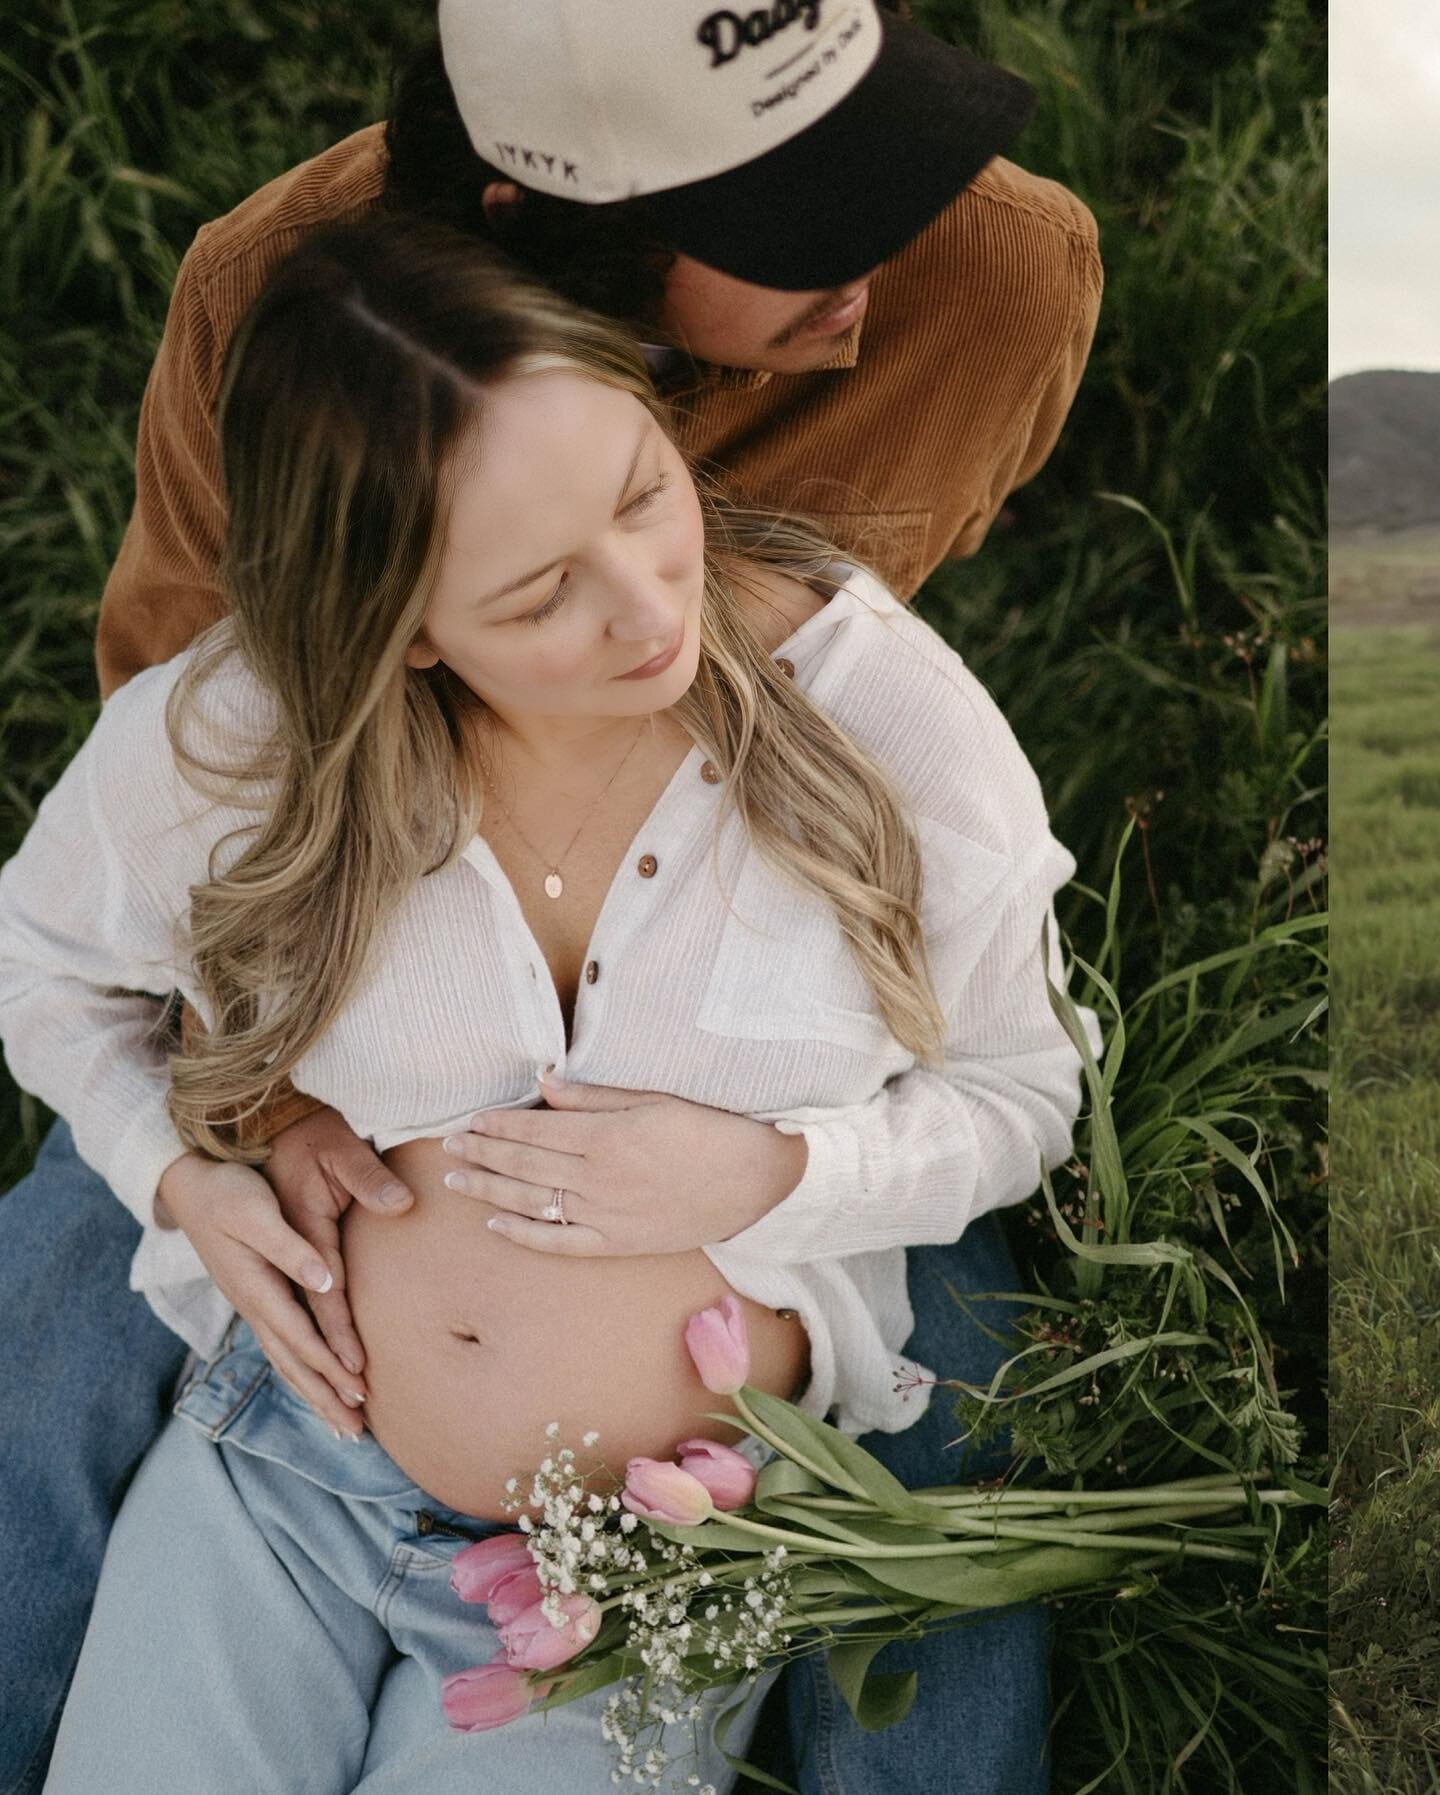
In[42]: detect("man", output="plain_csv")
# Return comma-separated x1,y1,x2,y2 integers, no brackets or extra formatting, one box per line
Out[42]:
0,2,1100,1790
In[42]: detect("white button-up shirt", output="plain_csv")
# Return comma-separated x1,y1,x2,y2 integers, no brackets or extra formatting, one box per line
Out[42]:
0,565,1099,1437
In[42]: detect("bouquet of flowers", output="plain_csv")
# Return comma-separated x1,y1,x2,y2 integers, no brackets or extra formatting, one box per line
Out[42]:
439,1294,1306,1792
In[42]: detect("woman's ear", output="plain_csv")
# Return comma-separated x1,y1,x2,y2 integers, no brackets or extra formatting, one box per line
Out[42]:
481,181,523,233
404,634,441,670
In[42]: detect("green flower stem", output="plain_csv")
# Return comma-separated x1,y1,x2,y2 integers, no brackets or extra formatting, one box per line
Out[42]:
730,1386,870,1499
930,1500,1251,1538
697,1509,1255,1563
910,1477,1291,1508
784,1604,924,1627
592,1548,831,1615
783,1475,1293,1516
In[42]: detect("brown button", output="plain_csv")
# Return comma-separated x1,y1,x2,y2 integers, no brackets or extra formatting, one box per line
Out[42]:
584,960,599,984
637,853,658,878
776,657,795,678
700,760,722,784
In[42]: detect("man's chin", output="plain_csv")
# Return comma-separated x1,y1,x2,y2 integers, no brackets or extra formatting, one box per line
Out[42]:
757,322,862,373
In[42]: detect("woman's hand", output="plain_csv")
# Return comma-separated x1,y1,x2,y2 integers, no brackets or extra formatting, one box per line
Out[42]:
438,1071,808,1257
156,1131,409,1437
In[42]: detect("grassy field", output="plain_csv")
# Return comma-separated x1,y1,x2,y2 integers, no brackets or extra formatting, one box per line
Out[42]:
1333,529,1440,628
1,0,1326,1788
1331,598,1440,1794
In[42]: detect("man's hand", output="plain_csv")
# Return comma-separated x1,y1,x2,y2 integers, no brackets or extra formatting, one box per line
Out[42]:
263,1104,415,1393
436,1071,807,1258
157,1109,414,1436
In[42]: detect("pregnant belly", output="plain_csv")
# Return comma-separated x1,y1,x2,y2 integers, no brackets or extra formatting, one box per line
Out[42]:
341,1134,811,1520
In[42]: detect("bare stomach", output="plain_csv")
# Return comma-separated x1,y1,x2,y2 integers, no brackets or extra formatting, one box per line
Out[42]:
341,1134,811,1520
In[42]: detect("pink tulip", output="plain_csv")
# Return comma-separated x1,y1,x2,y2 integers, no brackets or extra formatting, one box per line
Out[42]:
449,1532,534,1605
676,1438,757,1511
500,1593,603,1671
621,1456,716,1526
685,1294,751,1394
441,1654,533,1731
485,1563,545,1627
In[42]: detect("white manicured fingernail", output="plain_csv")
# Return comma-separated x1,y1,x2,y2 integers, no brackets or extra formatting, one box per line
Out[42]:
444,1172,467,1192
442,1136,465,1155
303,1261,333,1294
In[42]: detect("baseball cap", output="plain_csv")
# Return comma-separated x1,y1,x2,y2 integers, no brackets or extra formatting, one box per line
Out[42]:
437,0,1035,291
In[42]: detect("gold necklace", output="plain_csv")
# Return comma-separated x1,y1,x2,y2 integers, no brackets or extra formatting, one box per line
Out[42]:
484,720,648,900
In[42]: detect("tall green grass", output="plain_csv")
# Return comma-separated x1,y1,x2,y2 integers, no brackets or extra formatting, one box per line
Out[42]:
915,1,1326,1787
1,1,1326,1787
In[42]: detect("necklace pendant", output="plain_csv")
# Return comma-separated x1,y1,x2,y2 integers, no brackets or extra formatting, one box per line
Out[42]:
543,872,564,899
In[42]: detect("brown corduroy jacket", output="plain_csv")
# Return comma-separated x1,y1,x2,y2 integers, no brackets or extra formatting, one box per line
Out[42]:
96,122,1101,700
101,122,1101,1141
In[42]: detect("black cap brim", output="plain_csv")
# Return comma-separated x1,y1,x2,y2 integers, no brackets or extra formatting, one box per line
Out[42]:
630,11,1035,292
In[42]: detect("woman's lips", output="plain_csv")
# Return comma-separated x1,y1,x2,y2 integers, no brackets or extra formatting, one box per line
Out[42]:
802,286,870,338
617,631,684,680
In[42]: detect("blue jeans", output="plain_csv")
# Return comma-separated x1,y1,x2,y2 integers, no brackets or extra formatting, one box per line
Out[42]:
0,1121,1048,1794
45,1319,780,1793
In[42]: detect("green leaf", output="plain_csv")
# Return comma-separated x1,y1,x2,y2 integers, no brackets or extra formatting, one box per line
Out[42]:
754,1455,828,1503
712,1684,801,1793
853,1543,1139,1607
761,1497,950,1550
529,1651,629,1713
738,1386,940,1523
826,1636,889,1717
855,1671,919,1732
643,1515,782,1552
826,1639,920,1732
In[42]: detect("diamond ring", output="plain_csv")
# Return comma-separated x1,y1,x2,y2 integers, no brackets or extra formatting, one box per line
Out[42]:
541,1188,570,1225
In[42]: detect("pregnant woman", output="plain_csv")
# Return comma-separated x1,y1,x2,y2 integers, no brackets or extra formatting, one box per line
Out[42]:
0,214,1093,1793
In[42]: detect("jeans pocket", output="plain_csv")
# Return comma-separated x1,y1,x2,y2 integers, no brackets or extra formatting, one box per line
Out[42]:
174,1319,424,1503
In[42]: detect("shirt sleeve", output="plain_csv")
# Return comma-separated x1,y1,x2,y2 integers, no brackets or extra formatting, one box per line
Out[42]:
712,834,1099,1264
0,678,195,1225
95,232,229,699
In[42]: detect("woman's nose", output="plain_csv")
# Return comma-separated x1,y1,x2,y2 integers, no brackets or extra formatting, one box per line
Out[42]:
604,561,683,644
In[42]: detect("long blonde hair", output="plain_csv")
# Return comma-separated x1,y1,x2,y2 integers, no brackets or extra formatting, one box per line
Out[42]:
168,214,944,1159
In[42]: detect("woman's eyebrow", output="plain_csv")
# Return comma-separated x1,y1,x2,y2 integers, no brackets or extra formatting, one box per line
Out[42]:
475,420,656,606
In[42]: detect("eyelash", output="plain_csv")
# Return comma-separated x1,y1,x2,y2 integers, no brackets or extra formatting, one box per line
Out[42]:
521,476,671,624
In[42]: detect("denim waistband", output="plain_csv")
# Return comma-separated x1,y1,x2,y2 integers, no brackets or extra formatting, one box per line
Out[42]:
173,1317,439,1507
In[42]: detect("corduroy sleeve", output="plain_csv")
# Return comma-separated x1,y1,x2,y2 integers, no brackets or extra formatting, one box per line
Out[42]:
948,214,1104,560
95,232,230,700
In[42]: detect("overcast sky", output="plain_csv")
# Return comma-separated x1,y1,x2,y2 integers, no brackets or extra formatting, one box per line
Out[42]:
1331,0,1440,379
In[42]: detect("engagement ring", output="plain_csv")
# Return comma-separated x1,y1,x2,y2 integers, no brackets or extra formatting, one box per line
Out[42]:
542,1188,570,1225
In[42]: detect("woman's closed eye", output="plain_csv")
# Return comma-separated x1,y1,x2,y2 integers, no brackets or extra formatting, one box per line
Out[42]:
520,475,672,625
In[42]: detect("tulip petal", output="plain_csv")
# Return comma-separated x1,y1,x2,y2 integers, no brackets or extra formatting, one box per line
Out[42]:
441,1655,532,1731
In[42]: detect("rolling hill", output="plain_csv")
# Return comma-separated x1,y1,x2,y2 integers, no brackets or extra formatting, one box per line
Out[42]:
1331,368,1440,532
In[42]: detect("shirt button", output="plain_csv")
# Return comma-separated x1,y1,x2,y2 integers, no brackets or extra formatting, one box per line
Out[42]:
584,960,599,984
637,853,658,878
775,657,795,678
699,760,722,784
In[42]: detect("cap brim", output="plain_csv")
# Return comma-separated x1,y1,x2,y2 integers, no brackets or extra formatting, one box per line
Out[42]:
631,12,1035,291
